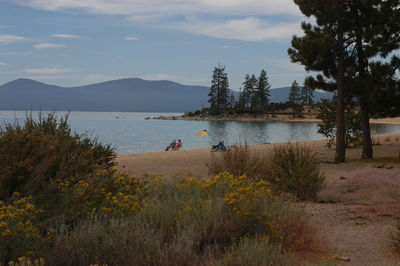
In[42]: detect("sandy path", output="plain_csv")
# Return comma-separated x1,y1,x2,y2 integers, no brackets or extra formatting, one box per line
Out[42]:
115,133,400,265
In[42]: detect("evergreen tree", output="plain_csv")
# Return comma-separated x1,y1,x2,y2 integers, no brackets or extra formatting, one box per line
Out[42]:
253,69,271,109
300,85,314,106
228,92,236,109
288,80,301,117
241,74,255,108
248,74,258,109
288,1,353,163
209,64,230,110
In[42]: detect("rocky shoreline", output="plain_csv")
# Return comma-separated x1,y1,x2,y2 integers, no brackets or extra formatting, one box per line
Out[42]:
150,113,321,122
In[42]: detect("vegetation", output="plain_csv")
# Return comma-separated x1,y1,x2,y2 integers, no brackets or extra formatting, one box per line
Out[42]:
0,115,325,265
209,64,230,110
289,0,400,162
317,99,362,148
269,143,325,201
208,143,325,201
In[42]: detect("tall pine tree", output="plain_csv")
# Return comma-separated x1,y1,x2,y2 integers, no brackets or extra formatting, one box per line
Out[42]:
252,69,271,110
209,64,230,110
289,1,351,162
288,80,301,118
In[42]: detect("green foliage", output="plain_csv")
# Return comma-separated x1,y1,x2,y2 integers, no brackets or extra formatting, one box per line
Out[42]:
269,143,325,201
316,99,362,148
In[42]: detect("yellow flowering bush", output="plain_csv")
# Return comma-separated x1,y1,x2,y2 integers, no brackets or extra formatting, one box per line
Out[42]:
0,194,41,262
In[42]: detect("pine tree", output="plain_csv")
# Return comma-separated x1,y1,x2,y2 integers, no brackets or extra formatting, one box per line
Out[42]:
288,1,351,163
300,85,314,106
241,74,255,109
228,92,236,109
209,64,230,110
253,69,271,110
288,80,301,117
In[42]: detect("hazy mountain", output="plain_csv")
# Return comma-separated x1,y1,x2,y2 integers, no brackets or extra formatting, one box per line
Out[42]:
0,78,331,112
270,86,330,103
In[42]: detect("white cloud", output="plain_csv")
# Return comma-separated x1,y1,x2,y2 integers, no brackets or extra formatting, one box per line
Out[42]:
176,17,301,41
13,0,301,16
124,36,138,41
13,0,303,41
0,62,6,66
0,34,27,44
34,43,65,49
24,67,79,74
51,33,81,39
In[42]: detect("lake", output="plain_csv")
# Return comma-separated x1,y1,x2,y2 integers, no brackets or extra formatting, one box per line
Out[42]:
1,111,400,154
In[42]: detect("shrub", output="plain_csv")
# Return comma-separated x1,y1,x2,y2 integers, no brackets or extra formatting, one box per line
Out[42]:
269,143,325,201
0,113,115,202
34,173,317,266
207,144,268,179
317,99,362,148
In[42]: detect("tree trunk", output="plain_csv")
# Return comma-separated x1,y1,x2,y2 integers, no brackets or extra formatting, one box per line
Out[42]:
354,7,373,159
335,20,346,163
360,96,373,159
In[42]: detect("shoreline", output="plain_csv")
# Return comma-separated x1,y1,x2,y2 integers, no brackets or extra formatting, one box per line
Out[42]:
153,114,400,124
115,132,400,178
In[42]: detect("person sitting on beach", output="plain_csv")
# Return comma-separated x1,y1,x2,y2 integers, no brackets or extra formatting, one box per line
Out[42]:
174,139,183,150
211,141,226,152
165,139,176,151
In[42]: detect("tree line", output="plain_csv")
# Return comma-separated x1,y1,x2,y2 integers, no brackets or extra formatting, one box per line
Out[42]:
208,64,315,114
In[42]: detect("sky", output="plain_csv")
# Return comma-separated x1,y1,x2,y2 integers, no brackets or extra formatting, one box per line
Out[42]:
0,0,310,90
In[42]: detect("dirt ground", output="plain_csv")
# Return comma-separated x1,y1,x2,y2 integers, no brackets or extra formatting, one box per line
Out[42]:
115,132,400,265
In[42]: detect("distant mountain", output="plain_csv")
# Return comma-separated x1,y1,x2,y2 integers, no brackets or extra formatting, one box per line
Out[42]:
0,78,331,112
270,86,331,103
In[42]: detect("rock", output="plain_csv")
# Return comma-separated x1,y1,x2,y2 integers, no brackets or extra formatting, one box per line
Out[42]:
375,164,393,169
340,176,347,180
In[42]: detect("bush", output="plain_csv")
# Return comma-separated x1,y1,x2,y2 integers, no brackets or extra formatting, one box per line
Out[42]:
0,113,115,224
6,173,317,265
0,113,115,198
269,143,325,201
317,99,362,148
207,144,268,179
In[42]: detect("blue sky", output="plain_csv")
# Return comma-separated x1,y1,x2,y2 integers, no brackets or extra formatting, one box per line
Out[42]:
0,0,309,90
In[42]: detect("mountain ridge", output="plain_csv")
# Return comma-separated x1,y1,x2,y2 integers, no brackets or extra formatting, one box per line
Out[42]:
0,78,331,112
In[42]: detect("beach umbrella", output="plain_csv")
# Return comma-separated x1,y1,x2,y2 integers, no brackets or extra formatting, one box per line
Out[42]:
195,130,212,136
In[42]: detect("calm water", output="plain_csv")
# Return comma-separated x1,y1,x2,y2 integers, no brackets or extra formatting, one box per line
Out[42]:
1,111,400,154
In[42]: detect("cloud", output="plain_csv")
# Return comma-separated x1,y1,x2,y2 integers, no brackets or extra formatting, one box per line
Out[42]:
176,17,301,41
51,33,81,39
24,67,79,74
12,0,303,41
0,62,6,66
124,36,138,41
0,34,27,44
12,0,301,16
34,43,65,49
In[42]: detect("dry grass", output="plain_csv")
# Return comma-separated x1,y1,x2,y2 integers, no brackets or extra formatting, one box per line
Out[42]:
319,168,400,216
207,144,268,179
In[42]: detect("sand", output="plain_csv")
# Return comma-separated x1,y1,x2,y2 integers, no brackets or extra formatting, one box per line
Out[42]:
115,132,400,265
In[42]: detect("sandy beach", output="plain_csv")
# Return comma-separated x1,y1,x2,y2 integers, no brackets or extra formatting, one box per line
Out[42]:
116,131,400,265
